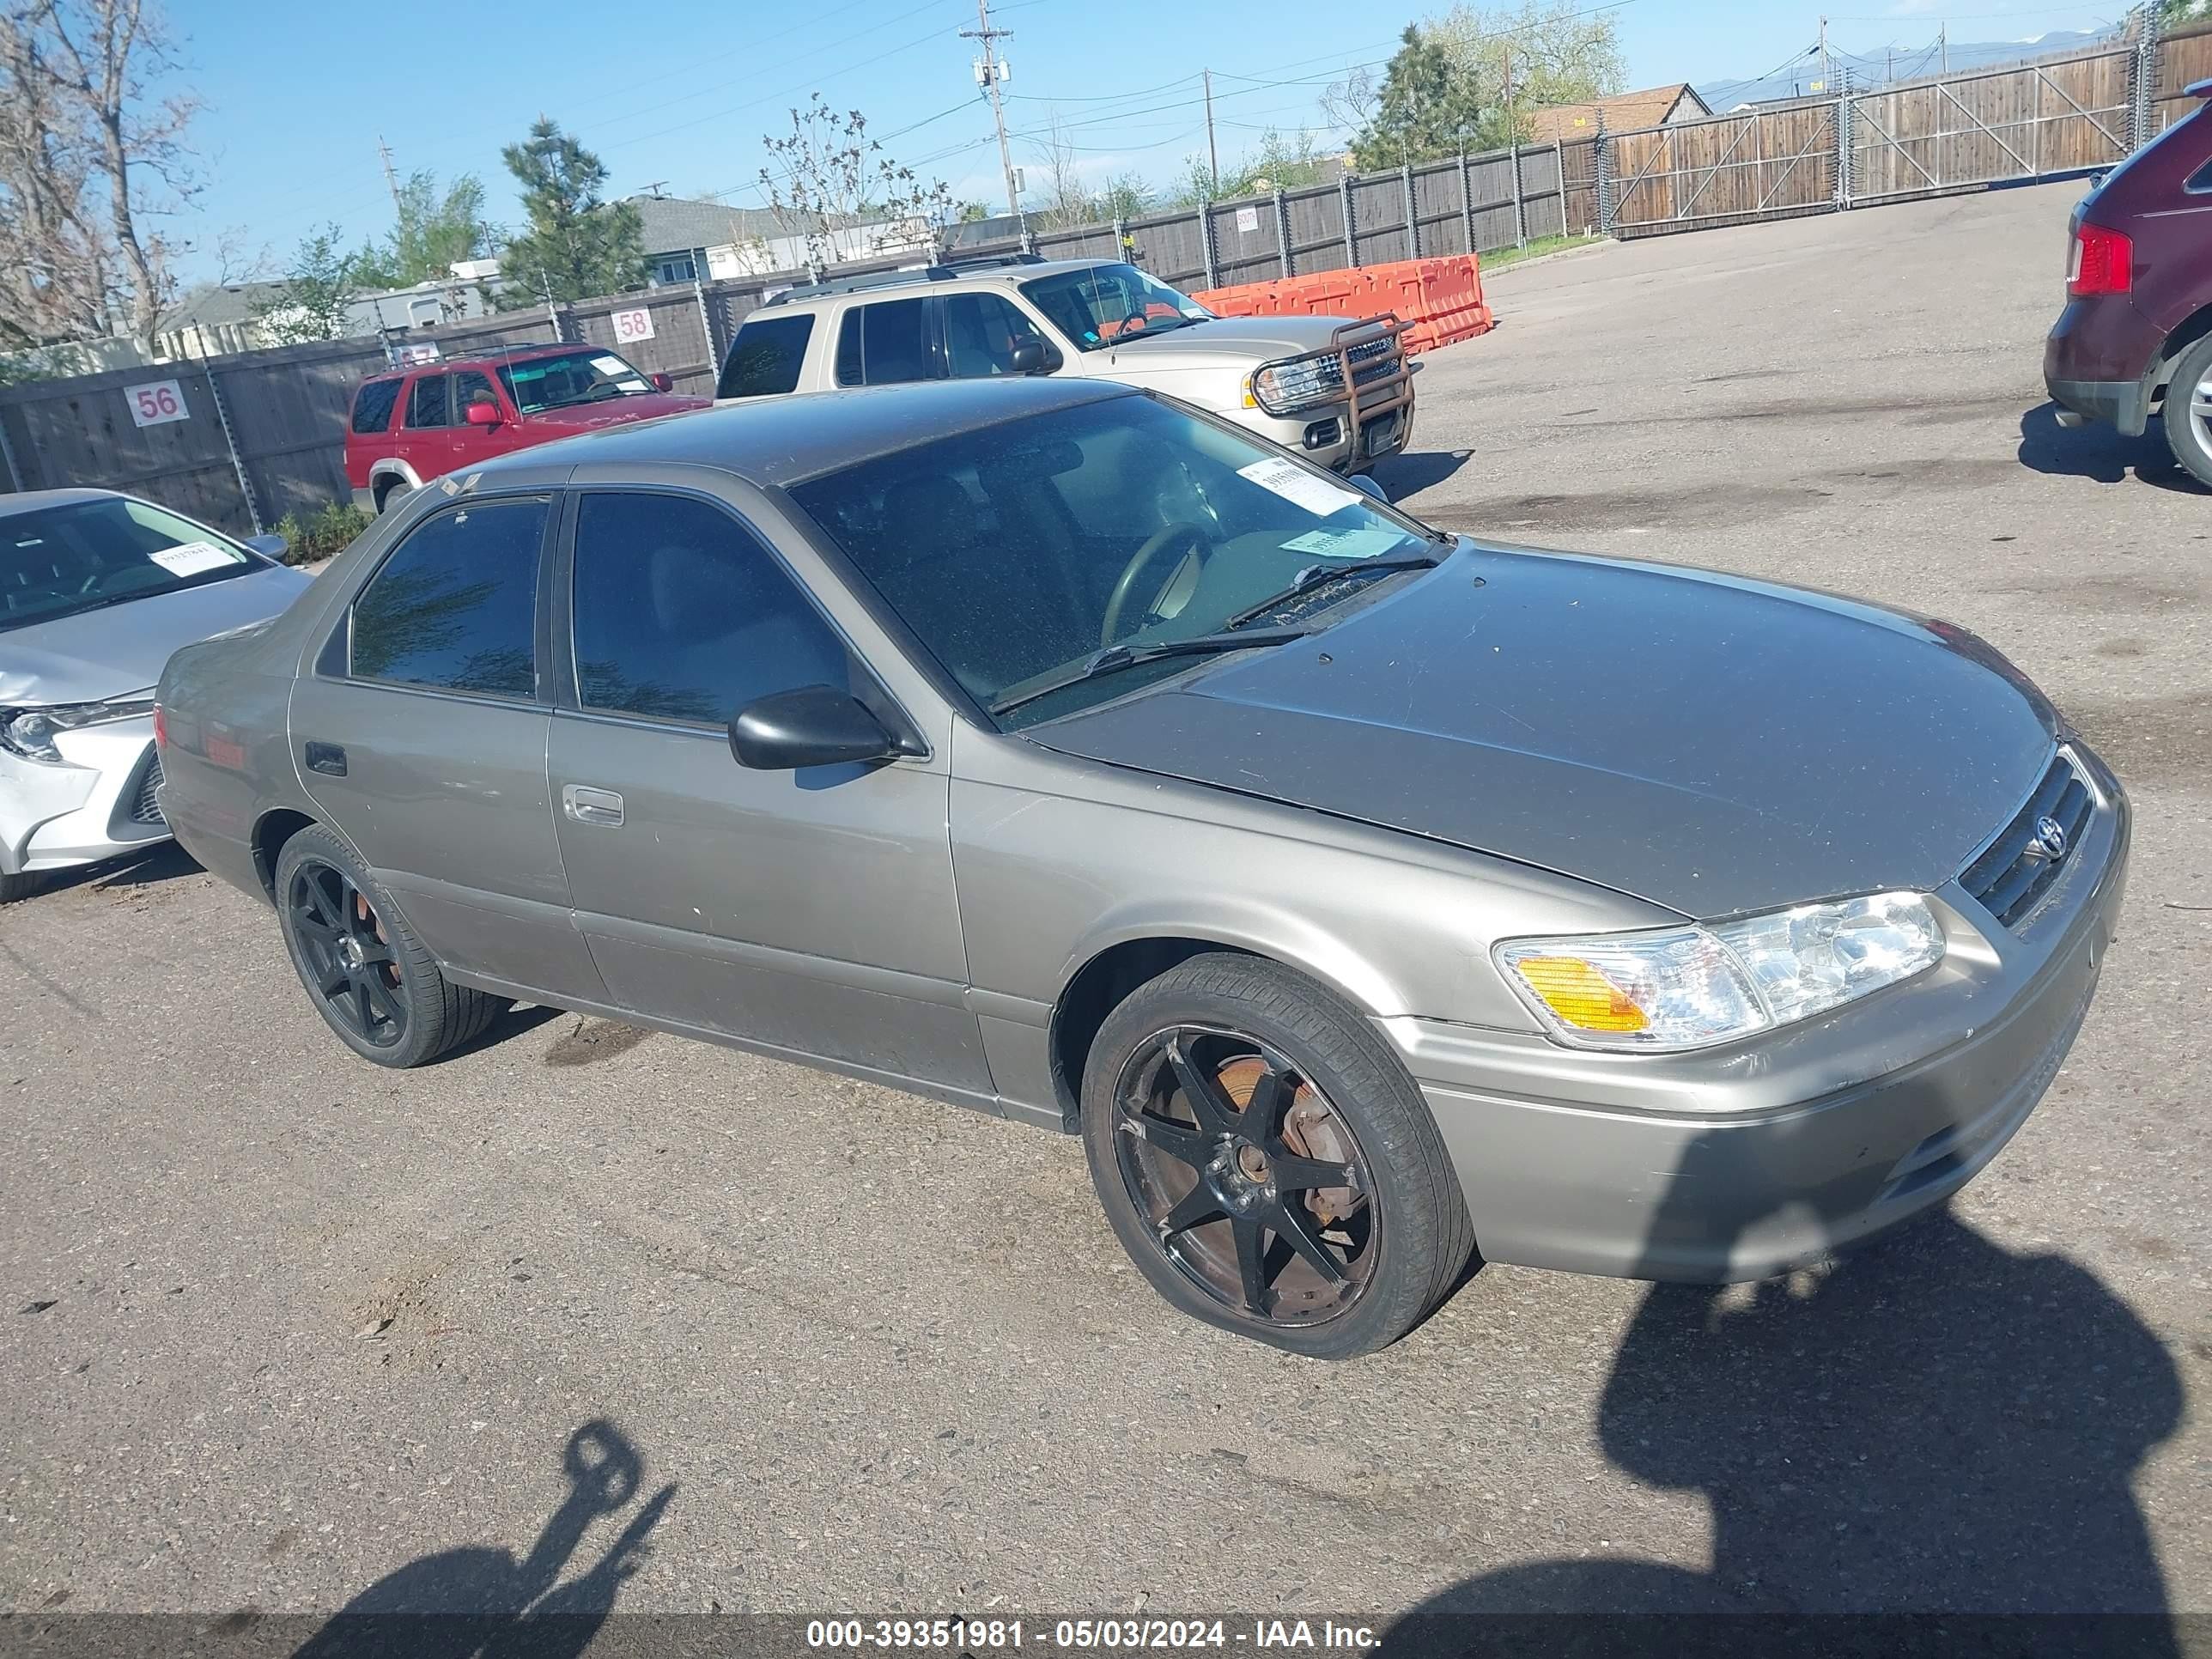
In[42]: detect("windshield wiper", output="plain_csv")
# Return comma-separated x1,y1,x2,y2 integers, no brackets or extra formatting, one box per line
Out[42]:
987,625,1307,717
1223,552,1443,631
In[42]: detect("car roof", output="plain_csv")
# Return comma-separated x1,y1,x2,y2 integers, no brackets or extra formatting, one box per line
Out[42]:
759,257,1117,313
357,342,599,386
469,376,1137,489
0,487,127,517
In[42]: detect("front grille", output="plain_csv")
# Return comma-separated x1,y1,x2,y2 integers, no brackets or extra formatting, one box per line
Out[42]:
129,750,165,825
1960,751,2093,929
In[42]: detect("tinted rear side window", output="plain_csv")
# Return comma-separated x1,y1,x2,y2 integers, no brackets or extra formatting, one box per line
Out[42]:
405,375,451,428
836,298,933,386
349,499,545,698
718,314,814,398
351,379,402,434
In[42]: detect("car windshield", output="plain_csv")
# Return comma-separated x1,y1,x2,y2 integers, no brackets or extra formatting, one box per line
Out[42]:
1018,264,1212,352
0,496,257,634
495,349,653,414
787,395,1438,726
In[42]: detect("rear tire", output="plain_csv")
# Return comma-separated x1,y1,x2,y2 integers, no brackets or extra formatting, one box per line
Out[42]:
0,872,42,903
373,477,410,515
1079,952,1475,1359
2161,331,2212,489
273,823,509,1067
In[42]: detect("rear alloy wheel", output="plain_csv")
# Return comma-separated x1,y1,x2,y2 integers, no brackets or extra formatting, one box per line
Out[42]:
2162,331,2212,489
273,823,508,1067
1081,953,1474,1358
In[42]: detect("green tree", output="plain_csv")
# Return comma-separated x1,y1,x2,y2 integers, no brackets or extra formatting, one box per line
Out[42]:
496,118,645,306
1427,1,1625,138
1166,129,1338,207
1351,25,1496,168
253,223,362,343
352,171,496,289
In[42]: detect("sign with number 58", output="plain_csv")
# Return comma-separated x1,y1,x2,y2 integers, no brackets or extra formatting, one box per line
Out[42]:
611,307,655,344
126,380,190,428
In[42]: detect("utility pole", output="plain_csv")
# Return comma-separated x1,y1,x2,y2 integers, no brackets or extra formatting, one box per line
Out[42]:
1817,15,1829,89
377,135,404,220
1204,69,1219,195
1939,22,1948,75
1504,43,1515,135
963,0,1020,216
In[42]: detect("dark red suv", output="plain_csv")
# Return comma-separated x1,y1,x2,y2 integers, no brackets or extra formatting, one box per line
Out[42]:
344,344,710,514
2044,80,2212,484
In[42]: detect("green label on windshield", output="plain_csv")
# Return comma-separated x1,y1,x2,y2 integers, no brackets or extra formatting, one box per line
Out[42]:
1279,527,1406,560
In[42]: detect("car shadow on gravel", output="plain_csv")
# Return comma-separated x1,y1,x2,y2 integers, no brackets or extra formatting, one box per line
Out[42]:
1380,1204,2185,1657
2017,403,2208,494
287,1419,675,1658
1372,448,1475,502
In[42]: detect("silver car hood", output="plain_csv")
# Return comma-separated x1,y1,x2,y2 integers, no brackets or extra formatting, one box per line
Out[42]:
1104,314,1354,366
0,563,313,705
1026,544,2059,919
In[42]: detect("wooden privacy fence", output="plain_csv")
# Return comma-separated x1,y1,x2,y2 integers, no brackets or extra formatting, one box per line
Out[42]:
1601,18,2184,236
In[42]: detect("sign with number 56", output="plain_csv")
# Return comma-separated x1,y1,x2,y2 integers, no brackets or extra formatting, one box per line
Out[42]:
611,307,655,344
127,380,191,428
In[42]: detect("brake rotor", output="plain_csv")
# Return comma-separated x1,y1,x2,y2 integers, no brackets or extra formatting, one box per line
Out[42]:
1215,1055,1363,1231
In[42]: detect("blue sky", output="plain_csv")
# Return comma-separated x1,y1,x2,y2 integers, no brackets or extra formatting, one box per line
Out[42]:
167,0,2130,283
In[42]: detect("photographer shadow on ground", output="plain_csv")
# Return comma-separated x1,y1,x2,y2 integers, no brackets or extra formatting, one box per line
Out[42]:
290,1418,675,1659
1383,1167,2185,1656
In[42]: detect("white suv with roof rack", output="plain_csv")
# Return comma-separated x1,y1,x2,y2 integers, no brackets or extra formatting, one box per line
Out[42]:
713,255,1413,482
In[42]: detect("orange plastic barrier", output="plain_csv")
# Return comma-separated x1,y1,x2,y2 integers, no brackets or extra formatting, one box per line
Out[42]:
1190,254,1493,355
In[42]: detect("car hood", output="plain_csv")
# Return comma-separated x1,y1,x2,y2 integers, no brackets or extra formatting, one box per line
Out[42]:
1103,314,1355,368
524,392,712,431
0,562,313,705
1026,544,2059,919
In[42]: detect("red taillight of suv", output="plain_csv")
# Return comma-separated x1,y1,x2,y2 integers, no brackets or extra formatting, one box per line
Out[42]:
152,703,167,750
2067,222,2133,296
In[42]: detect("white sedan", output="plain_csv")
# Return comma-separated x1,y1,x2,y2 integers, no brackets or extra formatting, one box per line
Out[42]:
0,489,311,901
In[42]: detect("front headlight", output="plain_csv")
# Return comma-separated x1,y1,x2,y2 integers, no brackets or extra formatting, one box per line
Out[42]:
1495,891,1946,1053
1250,353,1342,414
0,694,156,764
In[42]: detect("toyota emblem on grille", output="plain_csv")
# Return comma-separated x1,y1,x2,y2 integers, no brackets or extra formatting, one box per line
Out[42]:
2024,814,2069,863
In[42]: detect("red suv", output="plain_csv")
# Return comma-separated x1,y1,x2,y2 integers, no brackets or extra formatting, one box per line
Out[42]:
345,345,711,513
2044,79,2212,484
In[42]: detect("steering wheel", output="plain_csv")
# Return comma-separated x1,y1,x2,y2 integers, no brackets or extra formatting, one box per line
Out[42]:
1102,521,1213,647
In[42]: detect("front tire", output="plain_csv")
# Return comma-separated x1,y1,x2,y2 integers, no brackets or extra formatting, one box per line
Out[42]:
1079,953,1475,1359
2161,331,2212,489
0,872,42,903
273,823,509,1067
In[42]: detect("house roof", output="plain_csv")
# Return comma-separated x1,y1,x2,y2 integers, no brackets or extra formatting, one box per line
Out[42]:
623,194,789,256
158,280,289,331
1525,84,1711,143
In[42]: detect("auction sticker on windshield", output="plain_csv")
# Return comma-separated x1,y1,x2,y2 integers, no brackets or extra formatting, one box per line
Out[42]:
1280,527,1404,559
1237,456,1364,518
148,541,238,578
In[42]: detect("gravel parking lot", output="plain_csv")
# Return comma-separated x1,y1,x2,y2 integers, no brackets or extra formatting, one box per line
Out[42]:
3,179,2207,1641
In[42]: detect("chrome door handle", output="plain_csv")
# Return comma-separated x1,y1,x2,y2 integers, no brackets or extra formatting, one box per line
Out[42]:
562,783,624,827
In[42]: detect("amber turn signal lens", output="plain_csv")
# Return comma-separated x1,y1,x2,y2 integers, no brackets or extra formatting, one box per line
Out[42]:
1510,956,1650,1033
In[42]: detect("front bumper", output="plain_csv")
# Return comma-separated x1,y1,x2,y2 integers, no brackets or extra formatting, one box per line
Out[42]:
1383,742,2130,1283
1228,398,1414,473
0,714,168,877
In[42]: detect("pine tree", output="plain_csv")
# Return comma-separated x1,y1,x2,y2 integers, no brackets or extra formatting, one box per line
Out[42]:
496,118,645,306
1351,25,1498,168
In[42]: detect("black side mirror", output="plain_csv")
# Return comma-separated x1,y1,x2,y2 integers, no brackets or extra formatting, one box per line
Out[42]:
1009,338,1057,374
729,684,901,770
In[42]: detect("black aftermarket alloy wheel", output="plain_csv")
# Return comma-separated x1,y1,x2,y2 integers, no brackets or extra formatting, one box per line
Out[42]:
274,823,507,1068
1081,954,1474,1358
